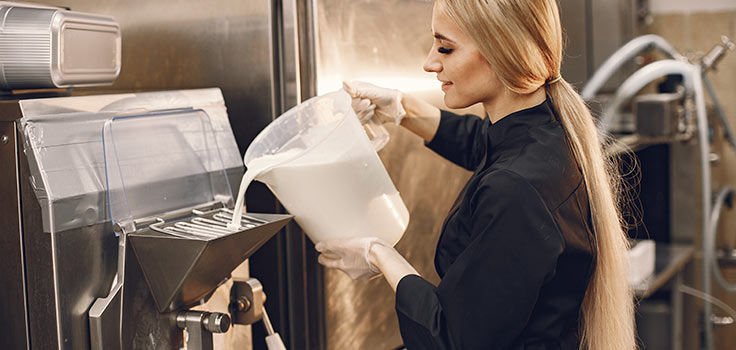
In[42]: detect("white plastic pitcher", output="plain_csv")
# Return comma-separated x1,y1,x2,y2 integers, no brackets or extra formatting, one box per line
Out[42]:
241,90,409,245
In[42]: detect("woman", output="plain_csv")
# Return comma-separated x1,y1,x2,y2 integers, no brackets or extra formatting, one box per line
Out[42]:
316,0,635,349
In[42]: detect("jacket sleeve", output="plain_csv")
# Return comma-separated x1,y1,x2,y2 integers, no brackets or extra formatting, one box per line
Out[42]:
395,170,565,349
425,110,490,171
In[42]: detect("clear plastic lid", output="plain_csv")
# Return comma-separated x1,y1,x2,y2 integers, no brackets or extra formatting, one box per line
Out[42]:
102,108,233,234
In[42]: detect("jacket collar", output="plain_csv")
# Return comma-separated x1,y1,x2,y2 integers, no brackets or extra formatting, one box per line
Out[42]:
487,96,557,150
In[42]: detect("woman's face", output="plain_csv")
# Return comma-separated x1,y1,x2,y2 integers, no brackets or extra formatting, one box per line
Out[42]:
423,3,503,109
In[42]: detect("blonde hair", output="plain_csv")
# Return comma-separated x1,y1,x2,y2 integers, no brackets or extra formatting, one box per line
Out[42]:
437,1,635,349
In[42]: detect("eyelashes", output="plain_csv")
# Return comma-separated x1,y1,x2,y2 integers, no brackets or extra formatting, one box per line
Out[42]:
438,47,453,54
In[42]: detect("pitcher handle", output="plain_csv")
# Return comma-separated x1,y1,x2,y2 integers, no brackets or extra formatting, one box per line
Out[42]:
363,116,390,151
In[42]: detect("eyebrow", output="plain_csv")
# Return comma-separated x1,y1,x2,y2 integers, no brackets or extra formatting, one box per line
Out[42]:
433,33,455,44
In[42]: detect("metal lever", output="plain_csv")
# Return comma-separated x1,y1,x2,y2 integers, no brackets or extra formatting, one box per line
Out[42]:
176,310,231,350
230,277,287,349
261,305,286,350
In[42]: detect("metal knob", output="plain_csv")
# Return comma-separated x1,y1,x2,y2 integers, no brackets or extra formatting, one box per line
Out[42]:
176,310,231,333
702,35,734,71
203,312,231,333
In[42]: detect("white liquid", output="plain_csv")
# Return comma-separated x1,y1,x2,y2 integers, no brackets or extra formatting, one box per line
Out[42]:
228,170,257,230
258,153,409,245
229,122,409,245
229,149,303,230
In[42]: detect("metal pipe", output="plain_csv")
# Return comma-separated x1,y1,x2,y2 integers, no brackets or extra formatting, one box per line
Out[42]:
702,74,736,151
708,187,736,293
689,64,715,350
161,227,216,240
581,34,684,100
134,200,223,229
598,59,713,349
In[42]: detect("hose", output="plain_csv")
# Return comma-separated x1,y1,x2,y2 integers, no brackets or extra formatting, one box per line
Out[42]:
702,74,736,151
709,187,736,293
581,34,684,100
598,59,714,349
680,285,736,321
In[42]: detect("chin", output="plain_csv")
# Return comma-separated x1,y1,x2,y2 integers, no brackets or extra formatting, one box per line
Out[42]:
443,94,473,110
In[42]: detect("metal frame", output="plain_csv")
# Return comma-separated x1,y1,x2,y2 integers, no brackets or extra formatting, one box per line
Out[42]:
0,103,30,350
248,1,325,349
19,117,61,349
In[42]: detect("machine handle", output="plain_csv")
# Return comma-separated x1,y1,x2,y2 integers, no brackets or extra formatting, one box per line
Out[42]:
230,277,288,349
364,116,390,152
265,333,287,350
261,304,287,349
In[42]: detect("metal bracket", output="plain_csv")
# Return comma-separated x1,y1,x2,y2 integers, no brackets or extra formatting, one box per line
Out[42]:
229,277,265,325
176,310,231,350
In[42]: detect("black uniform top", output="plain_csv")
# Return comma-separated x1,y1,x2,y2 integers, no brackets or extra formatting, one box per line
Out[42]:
395,97,597,350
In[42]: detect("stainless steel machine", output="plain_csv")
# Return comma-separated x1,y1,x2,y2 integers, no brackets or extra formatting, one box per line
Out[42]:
0,0,309,348
1,89,291,349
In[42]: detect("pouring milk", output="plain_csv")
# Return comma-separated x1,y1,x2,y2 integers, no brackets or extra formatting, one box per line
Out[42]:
228,90,409,245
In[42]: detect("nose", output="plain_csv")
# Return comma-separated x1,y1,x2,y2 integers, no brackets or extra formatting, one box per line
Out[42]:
423,47,442,73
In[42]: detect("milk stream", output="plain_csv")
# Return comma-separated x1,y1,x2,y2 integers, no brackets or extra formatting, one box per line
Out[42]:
228,149,300,230
228,169,258,230
228,123,409,245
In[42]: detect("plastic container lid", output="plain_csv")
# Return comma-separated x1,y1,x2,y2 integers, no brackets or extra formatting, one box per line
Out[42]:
102,108,233,234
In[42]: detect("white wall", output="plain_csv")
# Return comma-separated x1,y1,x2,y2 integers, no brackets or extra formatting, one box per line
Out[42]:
650,0,736,14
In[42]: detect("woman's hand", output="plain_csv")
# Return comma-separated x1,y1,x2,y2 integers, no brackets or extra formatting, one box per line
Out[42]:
316,237,420,291
315,237,386,280
343,81,406,125
350,97,377,124
344,80,441,143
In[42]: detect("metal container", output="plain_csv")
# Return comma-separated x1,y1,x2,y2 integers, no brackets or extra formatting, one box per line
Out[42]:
0,2,121,90
635,92,685,137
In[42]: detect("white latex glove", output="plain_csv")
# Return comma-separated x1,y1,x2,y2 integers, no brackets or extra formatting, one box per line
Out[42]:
343,81,406,125
315,237,390,280
351,97,376,124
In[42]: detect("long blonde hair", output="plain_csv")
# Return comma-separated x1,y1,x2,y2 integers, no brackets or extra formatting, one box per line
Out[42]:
437,1,635,349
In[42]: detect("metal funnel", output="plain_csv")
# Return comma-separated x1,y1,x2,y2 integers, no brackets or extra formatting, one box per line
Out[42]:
128,212,292,313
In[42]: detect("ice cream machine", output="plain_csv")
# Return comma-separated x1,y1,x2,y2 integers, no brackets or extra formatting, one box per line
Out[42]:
1,89,291,349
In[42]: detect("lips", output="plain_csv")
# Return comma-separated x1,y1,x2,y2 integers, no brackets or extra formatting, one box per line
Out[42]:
441,80,453,91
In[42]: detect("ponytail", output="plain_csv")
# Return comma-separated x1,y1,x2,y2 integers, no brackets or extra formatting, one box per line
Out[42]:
548,79,635,350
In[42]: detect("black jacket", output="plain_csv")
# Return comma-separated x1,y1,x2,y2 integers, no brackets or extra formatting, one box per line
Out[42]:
395,98,596,349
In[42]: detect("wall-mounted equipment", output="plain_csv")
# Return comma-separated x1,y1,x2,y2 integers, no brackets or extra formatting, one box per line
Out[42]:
0,2,121,90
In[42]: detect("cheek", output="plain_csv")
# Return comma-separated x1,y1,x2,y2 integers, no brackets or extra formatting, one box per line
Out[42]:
455,55,491,86
464,60,500,96
470,56,496,84
455,59,491,93
444,57,499,108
